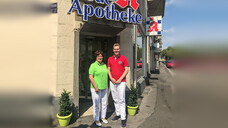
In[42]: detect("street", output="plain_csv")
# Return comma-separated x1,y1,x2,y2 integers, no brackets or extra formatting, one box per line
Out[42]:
138,64,174,128
136,68,143,79
139,63,228,128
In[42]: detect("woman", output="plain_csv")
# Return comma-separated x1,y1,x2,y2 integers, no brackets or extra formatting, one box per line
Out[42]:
89,50,108,126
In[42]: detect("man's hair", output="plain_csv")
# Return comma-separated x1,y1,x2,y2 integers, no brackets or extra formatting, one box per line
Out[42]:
113,43,120,48
94,50,103,57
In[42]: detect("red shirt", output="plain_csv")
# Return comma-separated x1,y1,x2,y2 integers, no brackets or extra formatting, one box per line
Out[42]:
107,55,129,82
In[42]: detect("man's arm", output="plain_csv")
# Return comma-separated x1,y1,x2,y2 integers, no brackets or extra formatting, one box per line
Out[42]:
116,66,129,84
108,67,116,84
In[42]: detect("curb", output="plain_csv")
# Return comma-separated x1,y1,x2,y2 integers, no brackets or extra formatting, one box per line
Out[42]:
126,79,157,128
162,63,174,77
162,63,176,99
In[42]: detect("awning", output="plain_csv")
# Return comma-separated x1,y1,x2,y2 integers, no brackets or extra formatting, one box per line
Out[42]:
147,0,166,17
80,21,126,37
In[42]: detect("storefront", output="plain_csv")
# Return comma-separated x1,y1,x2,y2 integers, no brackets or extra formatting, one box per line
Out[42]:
50,0,165,122
51,0,141,119
0,0,165,125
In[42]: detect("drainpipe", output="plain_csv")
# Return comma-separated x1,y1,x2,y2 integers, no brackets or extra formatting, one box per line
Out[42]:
134,24,137,88
150,36,156,73
142,36,148,84
144,0,149,84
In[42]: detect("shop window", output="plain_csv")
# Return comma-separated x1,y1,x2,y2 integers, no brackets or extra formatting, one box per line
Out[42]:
136,28,143,79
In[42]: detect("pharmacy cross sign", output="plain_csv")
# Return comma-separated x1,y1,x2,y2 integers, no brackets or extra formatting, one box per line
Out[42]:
116,0,139,10
68,0,142,24
146,16,162,36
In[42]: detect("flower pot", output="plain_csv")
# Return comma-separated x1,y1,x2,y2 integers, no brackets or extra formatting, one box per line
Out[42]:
127,105,138,116
57,112,72,127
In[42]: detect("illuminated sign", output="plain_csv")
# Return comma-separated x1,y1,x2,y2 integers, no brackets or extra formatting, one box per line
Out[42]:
68,0,142,24
146,16,162,36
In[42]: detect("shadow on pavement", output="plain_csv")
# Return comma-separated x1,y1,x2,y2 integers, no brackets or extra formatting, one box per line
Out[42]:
105,111,114,120
149,69,160,82
151,69,160,74
72,124,112,128
150,77,158,80
79,99,93,116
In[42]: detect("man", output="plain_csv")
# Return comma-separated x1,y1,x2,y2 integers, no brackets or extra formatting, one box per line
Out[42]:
107,43,129,128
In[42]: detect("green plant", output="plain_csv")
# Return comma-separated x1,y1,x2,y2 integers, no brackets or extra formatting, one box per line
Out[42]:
127,85,138,107
58,89,72,116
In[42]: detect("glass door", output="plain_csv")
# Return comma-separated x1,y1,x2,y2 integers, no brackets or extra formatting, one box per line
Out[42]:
79,35,109,102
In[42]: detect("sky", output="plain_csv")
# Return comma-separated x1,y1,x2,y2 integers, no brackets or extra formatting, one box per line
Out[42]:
162,0,228,49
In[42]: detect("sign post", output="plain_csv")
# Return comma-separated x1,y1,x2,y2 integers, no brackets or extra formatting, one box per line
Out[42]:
146,16,162,72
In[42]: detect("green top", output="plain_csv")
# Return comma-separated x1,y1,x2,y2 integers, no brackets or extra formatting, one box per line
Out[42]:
89,61,108,89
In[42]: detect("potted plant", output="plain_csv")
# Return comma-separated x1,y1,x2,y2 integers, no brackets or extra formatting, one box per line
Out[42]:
127,85,138,116
57,89,72,127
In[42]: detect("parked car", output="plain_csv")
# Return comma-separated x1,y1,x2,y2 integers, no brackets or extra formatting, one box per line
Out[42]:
137,61,142,68
166,60,176,68
161,59,166,64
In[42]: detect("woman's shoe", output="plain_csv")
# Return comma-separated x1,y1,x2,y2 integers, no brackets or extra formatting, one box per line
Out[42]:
95,121,102,127
102,119,108,124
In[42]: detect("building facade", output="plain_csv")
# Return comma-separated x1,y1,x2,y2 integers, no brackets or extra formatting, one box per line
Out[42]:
0,0,165,125
50,0,165,122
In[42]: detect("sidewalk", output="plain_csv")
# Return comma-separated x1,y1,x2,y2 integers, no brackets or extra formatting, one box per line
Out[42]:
65,73,160,128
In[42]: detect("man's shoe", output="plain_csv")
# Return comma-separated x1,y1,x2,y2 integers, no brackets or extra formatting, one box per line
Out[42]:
111,116,120,122
121,120,126,128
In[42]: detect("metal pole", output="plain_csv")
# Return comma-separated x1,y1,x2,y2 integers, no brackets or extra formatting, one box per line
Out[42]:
142,36,147,79
147,36,151,74
150,36,155,73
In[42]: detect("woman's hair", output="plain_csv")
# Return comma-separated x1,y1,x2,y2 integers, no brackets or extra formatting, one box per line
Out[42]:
94,50,103,57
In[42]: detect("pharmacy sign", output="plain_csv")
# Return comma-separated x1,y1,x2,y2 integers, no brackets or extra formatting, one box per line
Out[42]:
68,0,142,24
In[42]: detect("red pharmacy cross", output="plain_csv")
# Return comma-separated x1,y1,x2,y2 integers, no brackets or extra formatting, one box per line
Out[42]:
149,21,159,32
116,0,139,10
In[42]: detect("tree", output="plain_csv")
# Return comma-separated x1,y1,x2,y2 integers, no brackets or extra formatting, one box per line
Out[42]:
58,89,72,116
161,49,168,59
161,46,175,60
127,85,138,107
137,44,142,60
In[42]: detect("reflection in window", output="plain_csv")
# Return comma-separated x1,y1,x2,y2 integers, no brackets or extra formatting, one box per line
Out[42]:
136,29,143,79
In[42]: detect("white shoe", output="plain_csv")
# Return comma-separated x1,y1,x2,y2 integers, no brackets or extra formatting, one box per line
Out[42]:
102,119,108,124
95,121,102,127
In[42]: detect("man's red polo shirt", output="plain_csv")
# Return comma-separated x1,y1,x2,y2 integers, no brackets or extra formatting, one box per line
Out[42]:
107,55,129,82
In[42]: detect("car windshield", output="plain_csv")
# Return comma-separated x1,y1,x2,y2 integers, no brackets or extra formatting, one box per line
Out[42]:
137,61,142,63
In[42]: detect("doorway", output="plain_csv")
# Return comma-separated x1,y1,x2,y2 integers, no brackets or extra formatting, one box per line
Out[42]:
79,34,115,115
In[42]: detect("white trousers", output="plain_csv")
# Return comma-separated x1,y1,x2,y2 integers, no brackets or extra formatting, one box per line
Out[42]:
110,81,126,120
90,88,108,121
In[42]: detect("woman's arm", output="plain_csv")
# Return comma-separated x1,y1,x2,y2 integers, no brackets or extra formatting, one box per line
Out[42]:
89,75,99,92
